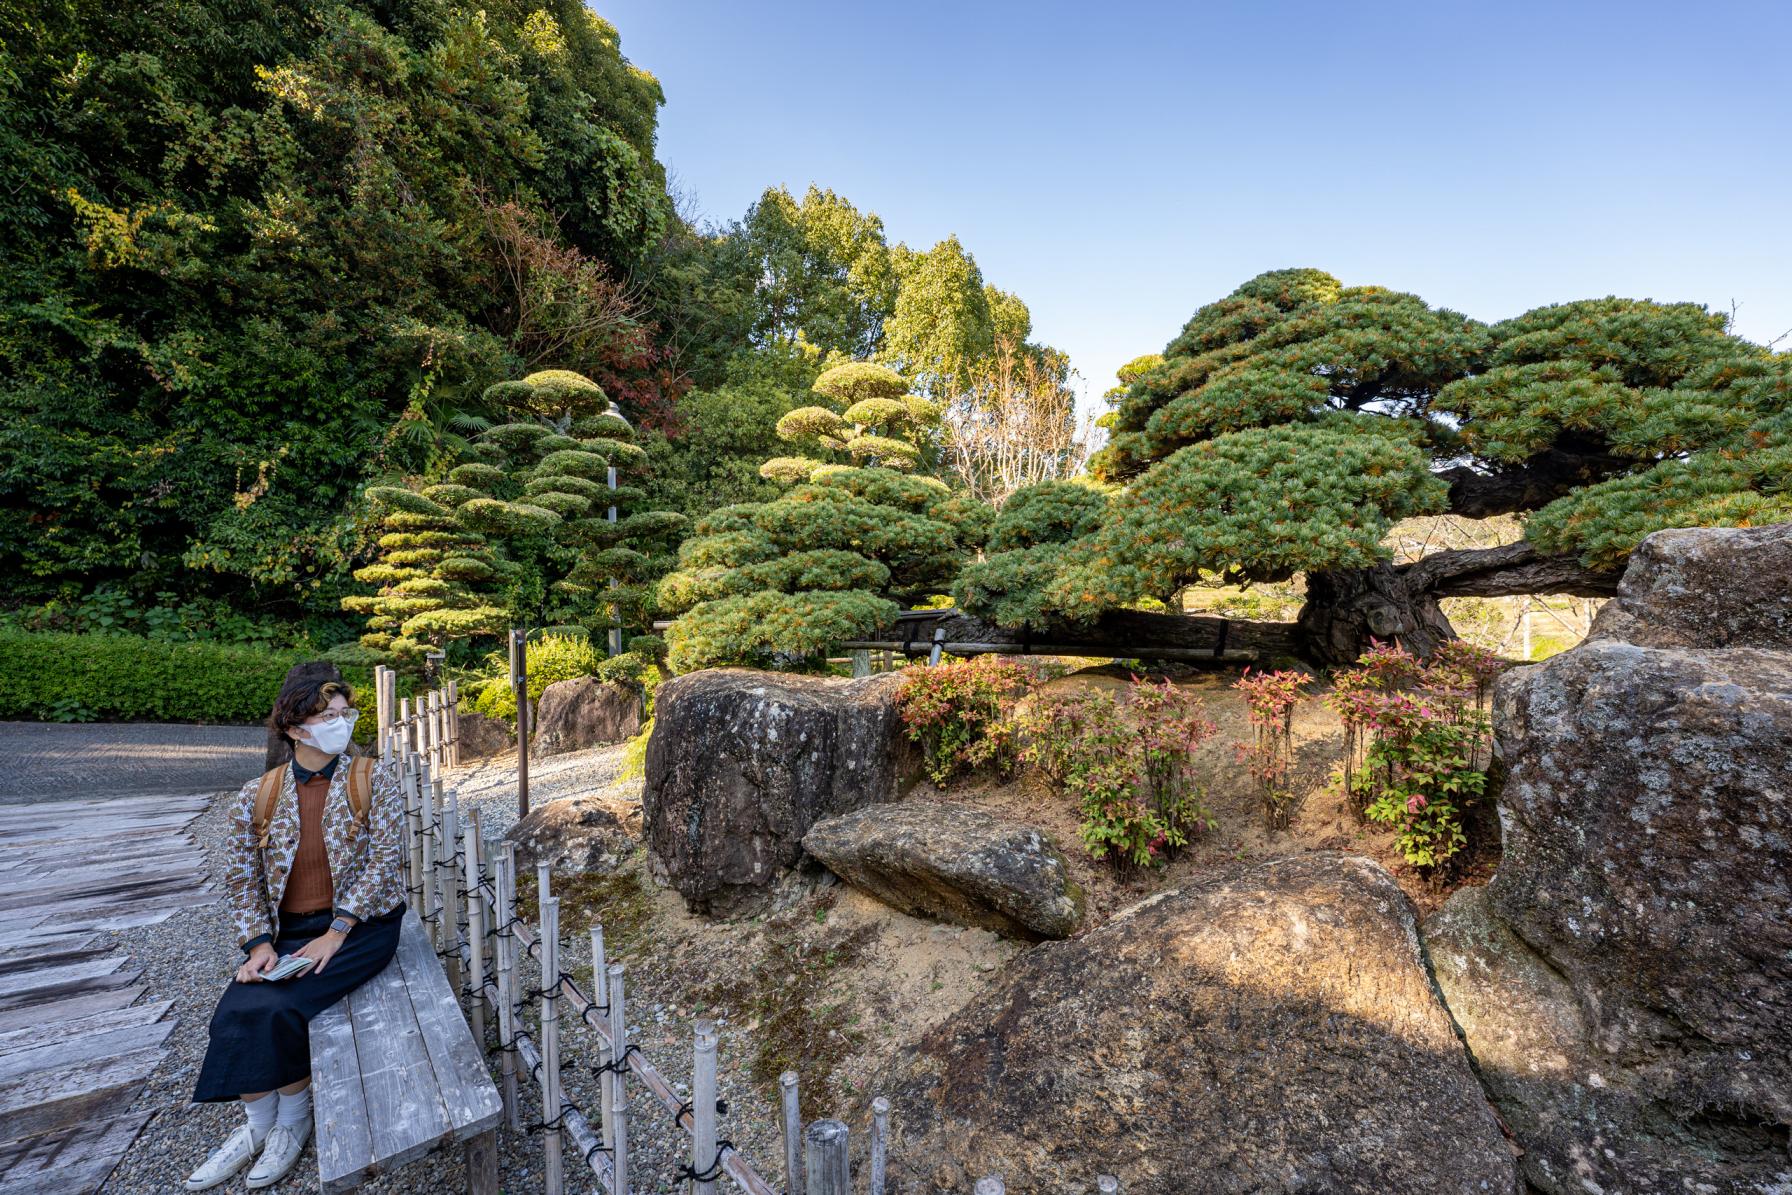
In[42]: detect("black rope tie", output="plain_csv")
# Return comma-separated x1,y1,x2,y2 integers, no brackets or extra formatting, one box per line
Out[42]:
675,1142,736,1184
523,1107,572,1134
583,1139,614,1166
675,1098,728,1125
591,1043,642,1079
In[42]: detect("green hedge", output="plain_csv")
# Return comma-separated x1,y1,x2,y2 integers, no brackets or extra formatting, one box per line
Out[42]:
0,630,408,725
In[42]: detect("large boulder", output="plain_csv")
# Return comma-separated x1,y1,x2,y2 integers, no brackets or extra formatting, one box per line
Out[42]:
1587,521,1792,649
877,853,1519,1194
1425,522,1792,1195
643,669,915,915
534,677,642,756
803,802,1083,940
503,788,640,874
456,710,515,759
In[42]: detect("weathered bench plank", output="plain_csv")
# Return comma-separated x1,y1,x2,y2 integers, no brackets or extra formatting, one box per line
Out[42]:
312,913,501,1194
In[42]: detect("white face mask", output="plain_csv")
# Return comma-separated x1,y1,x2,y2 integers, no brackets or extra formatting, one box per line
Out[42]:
299,711,356,756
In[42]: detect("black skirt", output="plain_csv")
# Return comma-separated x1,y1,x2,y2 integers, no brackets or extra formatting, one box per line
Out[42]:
191,902,406,1103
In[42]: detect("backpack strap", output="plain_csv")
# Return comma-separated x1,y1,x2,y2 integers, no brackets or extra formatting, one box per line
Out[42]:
346,756,375,827
252,767,284,850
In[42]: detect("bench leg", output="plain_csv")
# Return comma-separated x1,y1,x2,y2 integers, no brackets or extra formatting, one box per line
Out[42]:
464,1128,498,1195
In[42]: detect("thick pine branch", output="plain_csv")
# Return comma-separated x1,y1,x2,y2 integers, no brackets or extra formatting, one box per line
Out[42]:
1399,541,1620,598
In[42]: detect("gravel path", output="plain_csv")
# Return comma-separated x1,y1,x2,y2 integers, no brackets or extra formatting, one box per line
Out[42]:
103,742,795,1195
0,720,264,804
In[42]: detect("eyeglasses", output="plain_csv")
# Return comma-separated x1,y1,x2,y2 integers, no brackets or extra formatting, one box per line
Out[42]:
305,708,361,729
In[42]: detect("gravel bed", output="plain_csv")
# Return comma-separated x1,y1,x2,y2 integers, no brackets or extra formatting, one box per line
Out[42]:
104,742,794,1195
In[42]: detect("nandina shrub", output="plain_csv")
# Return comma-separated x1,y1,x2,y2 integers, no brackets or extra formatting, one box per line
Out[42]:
896,655,1041,784
1324,640,1508,871
1233,668,1312,831
1020,677,1217,872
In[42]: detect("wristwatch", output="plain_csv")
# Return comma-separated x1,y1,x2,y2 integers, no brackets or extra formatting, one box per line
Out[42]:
330,915,355,936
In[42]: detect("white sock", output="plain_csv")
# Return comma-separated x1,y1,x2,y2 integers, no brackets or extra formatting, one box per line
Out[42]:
275,1083,312,1129
243,1092,277,1138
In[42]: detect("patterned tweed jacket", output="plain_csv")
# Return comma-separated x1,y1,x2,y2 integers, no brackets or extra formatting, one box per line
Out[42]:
223,752,406,954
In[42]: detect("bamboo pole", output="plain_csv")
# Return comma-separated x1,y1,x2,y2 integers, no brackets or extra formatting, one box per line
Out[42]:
495,846,520,1131
607,962,629,1195
447,678,460,769
839,638,1259,663
540,894,565,1195
443,784,463,995
419,761,438,949
869,1097,889,1195
691,1019,718,1195
780,1072,801,1195
803,1121,849,1195
509,1026,613,1188
403,754,424,909
464,808,486,1048
592,923,614,1148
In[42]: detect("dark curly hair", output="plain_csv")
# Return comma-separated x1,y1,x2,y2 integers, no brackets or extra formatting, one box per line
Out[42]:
264,661,360,767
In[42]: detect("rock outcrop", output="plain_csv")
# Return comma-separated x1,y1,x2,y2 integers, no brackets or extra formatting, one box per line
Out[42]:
534,677,642,756
803,802,1083,940
878,853,1519,1194
1425,521,1792,1194
643,669,915,915
503,788,641,874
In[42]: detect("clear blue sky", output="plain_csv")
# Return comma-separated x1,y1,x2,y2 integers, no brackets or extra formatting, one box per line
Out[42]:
605,0,1792,411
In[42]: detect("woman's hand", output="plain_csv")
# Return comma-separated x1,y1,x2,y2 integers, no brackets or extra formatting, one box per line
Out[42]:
294,929,347,976
235,942,279,983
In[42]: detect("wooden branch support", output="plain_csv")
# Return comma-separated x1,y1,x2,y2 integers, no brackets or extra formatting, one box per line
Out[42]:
804,1120,849,1195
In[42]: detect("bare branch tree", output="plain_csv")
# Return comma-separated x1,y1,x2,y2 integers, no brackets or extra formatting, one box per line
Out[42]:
940,336,1090,505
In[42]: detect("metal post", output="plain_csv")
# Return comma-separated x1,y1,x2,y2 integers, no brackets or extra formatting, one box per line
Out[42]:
512,629,531,817
779,1072,801,1194
607,963,629,1195
803,1121,849,1195
540,895,564,1195
691,1020,718,1195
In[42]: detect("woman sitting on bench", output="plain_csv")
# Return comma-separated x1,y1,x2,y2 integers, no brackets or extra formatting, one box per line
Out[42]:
187,668,408,1190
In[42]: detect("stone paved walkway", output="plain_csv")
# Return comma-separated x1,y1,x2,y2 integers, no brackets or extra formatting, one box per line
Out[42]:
0,722,266,805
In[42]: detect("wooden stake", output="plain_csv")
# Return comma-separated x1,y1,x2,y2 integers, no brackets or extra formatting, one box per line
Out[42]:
691,1019,718,1195
541,895,565,1195
803,1121,849,1195
869,1096,889,1195
779,1071,801,1195
607,962,629,1195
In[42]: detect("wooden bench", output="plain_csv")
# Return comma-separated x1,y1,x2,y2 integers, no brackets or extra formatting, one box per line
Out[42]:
309,912,502,1193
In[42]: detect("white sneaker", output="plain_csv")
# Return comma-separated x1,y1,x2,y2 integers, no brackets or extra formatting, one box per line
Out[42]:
245,1121,310,1189
184,1124,265,1190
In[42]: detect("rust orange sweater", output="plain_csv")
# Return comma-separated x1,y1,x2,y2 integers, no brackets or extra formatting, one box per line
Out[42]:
279,773,336,914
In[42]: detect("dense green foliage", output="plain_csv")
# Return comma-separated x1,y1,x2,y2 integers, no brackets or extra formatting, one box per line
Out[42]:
1,0,673,628
954,481,1110,625
1041,269,1792,622
0,628,398,724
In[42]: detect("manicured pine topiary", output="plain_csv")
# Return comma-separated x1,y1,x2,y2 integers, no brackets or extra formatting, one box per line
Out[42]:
758,361,943,484
659,463,990,673
953,480,1112,626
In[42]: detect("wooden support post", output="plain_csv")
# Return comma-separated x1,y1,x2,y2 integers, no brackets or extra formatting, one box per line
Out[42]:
691,1019,718,1195
511,629,531,818
464,1127,499,1195
592,923,613,1148
464,808,487,1048
780,1072,801,1195
447,678,460,769
540,895,565,1195
803,1121,849,1195
869,1096,889,1195
496,845,520,1131
850,649,871,678
607,962,629,1195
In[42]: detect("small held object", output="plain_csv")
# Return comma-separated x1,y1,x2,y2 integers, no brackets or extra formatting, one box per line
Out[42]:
263,954,317,982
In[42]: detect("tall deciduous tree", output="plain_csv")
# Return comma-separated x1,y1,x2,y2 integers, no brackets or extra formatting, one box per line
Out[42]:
1031,269,1791,662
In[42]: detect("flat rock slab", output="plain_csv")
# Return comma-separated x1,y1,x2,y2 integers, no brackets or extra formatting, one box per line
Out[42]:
1588,520,1792,649
803,801,1082,939
876,852,1518,1194
534,678,642,756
